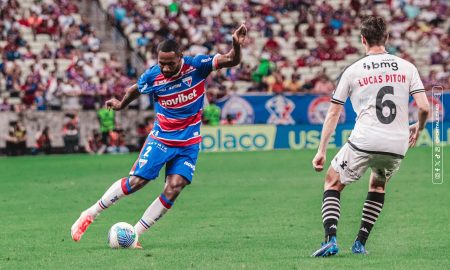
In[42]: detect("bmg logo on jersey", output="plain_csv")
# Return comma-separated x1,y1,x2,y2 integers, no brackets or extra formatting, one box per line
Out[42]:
363,61,398,71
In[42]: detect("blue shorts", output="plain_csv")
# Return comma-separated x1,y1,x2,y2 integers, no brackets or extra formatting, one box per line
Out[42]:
129,136,200,183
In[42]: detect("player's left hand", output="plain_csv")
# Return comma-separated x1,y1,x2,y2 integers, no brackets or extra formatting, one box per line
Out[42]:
312,152,326,172
232,22,247,46
409,122,420,147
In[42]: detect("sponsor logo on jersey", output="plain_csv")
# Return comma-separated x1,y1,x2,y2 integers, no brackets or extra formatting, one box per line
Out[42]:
201,57,212,63
221,95,255,124
340,160,348,170
168,83,182,91
265,95,295,124
308,96,346,124
159,87,202,108
182,76,192,87
183,161,196,170
363,61,398,71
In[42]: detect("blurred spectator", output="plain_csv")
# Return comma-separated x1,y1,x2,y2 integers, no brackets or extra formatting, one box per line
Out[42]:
220,114,237,125
203,101,221,126
32,126,52,155
46,76,63,111
85,130,106,154
61,79,81,110
0,97,11,111
312,75,335,95
284,74,303,93
136,123,148,148
107,128,129,154
97,107,115,145
5,121,27,156
62,113,79,153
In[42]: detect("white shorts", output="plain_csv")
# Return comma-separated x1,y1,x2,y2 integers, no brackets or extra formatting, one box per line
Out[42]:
331,142,403,185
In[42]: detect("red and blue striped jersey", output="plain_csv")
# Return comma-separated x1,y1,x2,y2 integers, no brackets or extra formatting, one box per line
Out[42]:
137,54,219,147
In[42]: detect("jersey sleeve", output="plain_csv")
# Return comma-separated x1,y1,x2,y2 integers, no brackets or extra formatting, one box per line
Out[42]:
409,67,425,96
192,54,220,78
137,69,154,94
331,69,351,105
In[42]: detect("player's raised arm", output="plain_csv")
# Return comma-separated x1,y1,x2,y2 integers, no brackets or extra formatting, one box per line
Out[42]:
215,23,247,69
312,103,344,172
105,84,140,111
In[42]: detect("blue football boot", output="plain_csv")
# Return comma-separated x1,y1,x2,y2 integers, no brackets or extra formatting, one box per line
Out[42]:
351,240,368,255
311,236,339,257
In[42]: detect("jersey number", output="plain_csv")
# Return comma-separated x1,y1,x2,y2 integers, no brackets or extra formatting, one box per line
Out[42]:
376,86,396,124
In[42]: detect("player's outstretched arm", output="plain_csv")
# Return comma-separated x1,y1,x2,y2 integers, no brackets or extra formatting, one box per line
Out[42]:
105,84,140,111
312,103,343,172
409,92,430,147
215,23,247,69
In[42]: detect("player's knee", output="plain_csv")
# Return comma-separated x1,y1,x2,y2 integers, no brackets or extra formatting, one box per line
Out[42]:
163,177,188,200
369,181,385,192
127,176,148,191
324,169,345,191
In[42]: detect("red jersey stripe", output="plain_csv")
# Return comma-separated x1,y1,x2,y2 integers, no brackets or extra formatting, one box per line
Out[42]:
150,134,202,147
157,110,202,131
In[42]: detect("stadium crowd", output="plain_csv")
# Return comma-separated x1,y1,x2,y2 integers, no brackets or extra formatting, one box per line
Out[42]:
102,0,450,97
0,0,138,113
1,0,449,156
0,0,449,112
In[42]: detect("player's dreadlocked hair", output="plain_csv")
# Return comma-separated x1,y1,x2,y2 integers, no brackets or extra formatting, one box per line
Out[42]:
157,39,181,55
360,15,388,46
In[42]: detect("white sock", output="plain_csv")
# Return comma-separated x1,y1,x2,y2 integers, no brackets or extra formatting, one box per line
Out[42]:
134,194,173,236
86,177,130,218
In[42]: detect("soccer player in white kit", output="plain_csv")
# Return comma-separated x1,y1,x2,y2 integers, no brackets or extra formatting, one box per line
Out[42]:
311,16,430,256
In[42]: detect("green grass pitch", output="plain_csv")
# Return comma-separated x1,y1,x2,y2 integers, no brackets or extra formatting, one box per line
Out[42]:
1,147,449,269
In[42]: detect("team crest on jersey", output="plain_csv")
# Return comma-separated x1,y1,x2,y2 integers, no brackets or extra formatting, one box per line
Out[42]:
265,95,295,125
308,96,346,124
183,76,192,87
138,158,148,167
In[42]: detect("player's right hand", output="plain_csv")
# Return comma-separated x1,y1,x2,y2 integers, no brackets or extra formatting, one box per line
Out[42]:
312,152,326,172
409,122,420,147
105,98,122,111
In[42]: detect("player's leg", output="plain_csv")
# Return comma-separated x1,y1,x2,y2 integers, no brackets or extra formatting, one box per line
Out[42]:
312,143,369,257
71,175,149,242
311,166,344,257
71,137,166,241
134,174,190,236
134,144,198,237
352,157,401,254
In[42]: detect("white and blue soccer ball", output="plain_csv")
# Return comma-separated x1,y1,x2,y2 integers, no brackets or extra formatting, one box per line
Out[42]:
108,222,138,248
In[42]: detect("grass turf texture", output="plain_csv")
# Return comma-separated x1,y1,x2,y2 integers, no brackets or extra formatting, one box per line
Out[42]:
0,147,449,270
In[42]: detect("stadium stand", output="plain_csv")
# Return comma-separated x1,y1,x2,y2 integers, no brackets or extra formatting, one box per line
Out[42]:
99,0,449,95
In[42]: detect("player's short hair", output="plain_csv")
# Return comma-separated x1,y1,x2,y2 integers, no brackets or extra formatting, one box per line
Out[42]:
157,39,181,55
360,15,387,46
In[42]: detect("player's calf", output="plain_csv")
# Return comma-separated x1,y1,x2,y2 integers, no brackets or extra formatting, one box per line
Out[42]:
134,175,189,236
353,173,386,248
71,176,148,242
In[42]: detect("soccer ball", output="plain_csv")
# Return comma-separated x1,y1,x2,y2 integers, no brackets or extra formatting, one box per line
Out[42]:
108,222,138,248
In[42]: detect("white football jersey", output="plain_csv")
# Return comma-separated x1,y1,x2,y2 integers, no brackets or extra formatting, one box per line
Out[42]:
331,52,425,157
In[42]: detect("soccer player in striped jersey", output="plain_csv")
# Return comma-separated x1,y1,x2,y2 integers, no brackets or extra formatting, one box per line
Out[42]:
71,23,247,247
311,16,430,256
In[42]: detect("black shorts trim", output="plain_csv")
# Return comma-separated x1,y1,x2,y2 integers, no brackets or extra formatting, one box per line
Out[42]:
330,98,345,105
348,141,404,159
410,89,425,95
